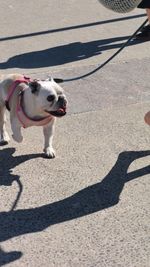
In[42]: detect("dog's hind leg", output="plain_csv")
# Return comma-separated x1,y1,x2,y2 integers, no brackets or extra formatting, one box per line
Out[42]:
0,105,10,145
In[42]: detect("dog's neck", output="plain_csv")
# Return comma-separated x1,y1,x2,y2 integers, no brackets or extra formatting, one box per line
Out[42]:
22,88,48,120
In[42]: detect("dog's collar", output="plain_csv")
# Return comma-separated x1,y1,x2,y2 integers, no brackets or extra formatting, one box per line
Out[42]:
5,76,53,128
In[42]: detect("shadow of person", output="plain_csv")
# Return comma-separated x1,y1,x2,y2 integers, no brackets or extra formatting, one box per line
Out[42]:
0,150,150,242
0,147,44,210
0,148,20,187
0,35,137,70
0,246,22,266
0,148,47,265
0,148,44,186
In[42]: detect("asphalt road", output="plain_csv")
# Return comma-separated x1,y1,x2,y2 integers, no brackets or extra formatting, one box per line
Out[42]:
0,1,150,266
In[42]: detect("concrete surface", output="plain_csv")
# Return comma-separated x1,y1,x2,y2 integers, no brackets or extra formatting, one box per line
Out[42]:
0,1,150,266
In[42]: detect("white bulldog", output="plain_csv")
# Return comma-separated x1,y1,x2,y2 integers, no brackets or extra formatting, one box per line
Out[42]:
0,74,67,158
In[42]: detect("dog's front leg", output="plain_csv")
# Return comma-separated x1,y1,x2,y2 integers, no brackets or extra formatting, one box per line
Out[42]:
43,119,55,158
10,116,23,143
0,106,10,145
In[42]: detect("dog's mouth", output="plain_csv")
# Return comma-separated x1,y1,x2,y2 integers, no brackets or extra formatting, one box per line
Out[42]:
45,107,66,117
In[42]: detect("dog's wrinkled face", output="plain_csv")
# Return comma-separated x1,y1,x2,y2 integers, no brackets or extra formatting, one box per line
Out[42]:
29,79,67,117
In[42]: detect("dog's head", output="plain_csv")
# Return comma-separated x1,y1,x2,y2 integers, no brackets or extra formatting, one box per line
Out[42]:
28,78,67,117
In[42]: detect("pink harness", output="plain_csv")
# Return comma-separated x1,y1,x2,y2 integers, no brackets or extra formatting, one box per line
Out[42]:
5,77,53,128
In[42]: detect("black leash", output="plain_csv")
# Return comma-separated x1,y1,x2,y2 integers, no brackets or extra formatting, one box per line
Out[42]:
10,179,23,211
54,18,148,83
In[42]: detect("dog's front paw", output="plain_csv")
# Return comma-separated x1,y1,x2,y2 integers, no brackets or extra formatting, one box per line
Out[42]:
12,134,23,143
44,147,55,158
0,132,10,145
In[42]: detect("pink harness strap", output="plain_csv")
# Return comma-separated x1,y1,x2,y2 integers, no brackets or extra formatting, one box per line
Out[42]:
6,77,53,128
5,78,29,111
16,97,53,128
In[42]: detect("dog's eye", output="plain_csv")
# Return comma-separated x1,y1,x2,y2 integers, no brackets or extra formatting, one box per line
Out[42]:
47,95,55,102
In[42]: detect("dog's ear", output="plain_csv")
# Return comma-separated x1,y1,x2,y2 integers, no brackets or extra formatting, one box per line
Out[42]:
48,77,63,84
53,78,64,84
29,81,40,94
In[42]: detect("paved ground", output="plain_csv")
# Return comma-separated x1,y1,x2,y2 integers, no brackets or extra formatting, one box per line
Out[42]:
0,1,150,266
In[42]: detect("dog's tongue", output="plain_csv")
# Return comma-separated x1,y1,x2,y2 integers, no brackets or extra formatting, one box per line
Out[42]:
58,107,66,113
58,108,64,112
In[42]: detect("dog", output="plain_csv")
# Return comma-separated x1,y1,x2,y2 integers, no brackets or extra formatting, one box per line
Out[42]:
0,74,67,158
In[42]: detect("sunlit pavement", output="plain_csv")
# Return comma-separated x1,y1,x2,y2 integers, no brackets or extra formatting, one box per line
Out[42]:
0,1,149,266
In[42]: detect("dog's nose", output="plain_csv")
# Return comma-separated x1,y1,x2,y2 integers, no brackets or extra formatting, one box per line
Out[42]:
58,96,67,107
